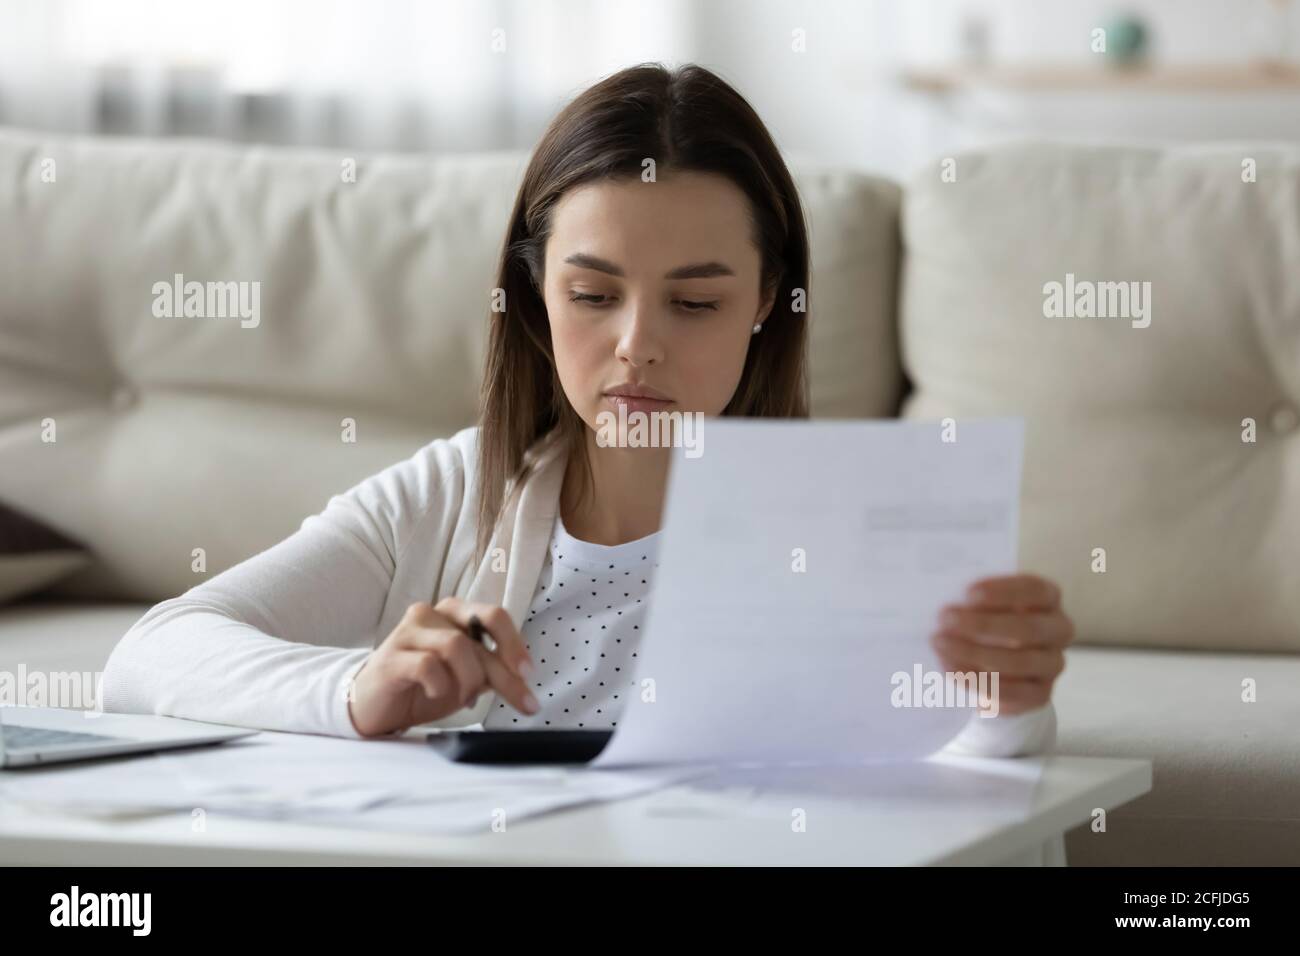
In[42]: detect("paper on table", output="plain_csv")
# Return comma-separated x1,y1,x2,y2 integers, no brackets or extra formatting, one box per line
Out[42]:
639,752,1044,822
592,418,1025,769
0,730,705,833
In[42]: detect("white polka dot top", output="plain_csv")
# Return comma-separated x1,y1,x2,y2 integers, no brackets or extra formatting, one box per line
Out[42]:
482,513,661,730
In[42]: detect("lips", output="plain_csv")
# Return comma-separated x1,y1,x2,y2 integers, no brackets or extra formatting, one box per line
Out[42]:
602,383,674,415
604,384,672,402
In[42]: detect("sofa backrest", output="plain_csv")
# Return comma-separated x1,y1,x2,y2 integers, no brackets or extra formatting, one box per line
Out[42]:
0,128,902,601
902,141,1300,652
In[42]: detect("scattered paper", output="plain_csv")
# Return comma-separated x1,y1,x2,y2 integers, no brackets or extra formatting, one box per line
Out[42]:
639,752,1043,822
0,731,704,833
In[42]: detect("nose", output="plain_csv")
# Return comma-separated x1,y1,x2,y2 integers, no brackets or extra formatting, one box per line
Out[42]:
613,299,664,368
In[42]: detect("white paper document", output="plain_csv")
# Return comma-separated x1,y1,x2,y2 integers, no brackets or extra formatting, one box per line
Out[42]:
640,752,1043,823
0,731,704,833
592,418,1025,769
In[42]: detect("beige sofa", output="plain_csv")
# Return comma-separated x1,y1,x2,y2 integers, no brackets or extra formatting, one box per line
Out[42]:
1,127,1296,864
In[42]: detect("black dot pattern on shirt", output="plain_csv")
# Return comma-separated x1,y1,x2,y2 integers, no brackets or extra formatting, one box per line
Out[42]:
483,517,660,731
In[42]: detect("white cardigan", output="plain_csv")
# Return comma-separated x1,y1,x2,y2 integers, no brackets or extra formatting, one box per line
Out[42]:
101,425,1056,757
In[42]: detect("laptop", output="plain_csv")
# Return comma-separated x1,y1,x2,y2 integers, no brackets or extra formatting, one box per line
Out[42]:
0,706,256,768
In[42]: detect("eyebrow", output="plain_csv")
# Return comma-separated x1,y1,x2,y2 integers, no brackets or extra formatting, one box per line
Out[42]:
562,252,736,280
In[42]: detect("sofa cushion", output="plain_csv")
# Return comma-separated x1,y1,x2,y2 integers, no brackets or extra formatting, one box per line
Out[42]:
0,129,901,602
1055,645,1300,865
902,141,1300,652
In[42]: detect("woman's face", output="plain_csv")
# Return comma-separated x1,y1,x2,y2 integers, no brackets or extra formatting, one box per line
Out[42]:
541,171,775,432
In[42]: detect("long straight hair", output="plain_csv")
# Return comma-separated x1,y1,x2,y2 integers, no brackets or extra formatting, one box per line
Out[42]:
475,62,811,562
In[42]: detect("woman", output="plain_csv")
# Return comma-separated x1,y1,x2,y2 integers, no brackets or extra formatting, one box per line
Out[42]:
102,63,1071,756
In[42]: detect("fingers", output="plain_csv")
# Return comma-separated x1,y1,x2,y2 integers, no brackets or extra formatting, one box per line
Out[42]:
938,605,1074,650
929,577,1071,717
931,630,1066,682
394,636,483,709
396,650,490,726
979,677,1052,715
474,643,541,716
927,629,1059,716
402,601,454,632
435,628,490,709
432,597,535,680
400,649,456,702
399,601,539,715
963,574,1061,611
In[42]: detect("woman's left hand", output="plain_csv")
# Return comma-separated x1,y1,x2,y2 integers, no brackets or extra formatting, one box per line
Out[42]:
929,573,1073,716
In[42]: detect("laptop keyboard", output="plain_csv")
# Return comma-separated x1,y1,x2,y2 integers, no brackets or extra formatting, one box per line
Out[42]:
5,724,127,751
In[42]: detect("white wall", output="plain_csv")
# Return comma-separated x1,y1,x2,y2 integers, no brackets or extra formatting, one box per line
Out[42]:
688,0,1300,182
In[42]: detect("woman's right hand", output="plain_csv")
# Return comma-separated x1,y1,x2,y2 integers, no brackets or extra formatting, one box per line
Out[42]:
347,599,540,738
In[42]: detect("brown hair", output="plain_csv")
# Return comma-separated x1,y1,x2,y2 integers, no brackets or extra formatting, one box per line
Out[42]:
475,62,810,562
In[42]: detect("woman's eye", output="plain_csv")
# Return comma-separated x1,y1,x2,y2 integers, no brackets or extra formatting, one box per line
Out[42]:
567,292,717,312
675,299,719,313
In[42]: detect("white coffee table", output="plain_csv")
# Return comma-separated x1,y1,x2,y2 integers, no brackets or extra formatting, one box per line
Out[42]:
0,752,1149,865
